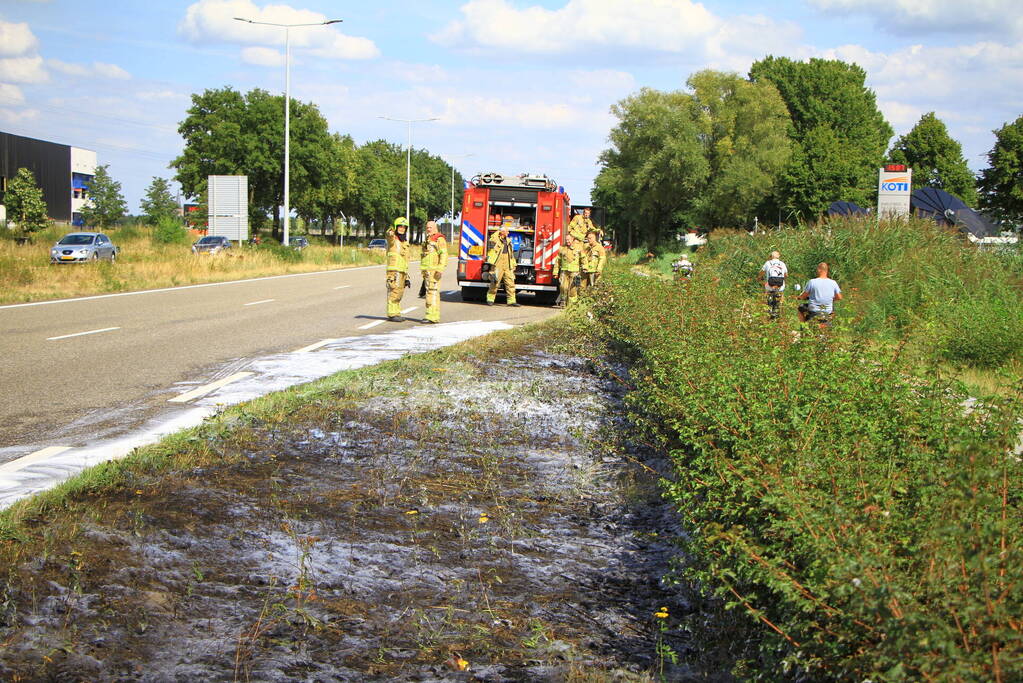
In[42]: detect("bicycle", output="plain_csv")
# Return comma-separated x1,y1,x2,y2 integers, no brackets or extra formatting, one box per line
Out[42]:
766,286,782,320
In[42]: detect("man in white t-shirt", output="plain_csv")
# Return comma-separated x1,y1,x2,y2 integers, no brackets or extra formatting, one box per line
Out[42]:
759,251,788,292
797,262,843,324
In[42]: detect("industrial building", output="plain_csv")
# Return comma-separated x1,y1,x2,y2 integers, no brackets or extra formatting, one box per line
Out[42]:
0,131,96,226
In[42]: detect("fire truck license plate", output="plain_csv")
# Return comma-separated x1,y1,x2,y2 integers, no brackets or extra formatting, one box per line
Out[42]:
468,245,483,256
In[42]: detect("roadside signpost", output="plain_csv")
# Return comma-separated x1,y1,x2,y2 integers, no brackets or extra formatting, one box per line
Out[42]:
877,164,912,217
208,175,248,243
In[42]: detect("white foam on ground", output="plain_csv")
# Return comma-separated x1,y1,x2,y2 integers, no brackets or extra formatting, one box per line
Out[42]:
0,320,511,509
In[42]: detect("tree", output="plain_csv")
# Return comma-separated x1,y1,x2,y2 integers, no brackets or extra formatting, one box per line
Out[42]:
594,87,708,247
593,73,792,242
140,176,179,225
171,87,333,240
686,70,792,229
3,167,49,234
80,164,127,229
889,112,977,205
978,115,1023,225
750,56,894,218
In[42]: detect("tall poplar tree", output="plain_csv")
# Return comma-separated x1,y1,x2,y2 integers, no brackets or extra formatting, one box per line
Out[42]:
750,56,893,218
978,115,1023,225
889,112,977,205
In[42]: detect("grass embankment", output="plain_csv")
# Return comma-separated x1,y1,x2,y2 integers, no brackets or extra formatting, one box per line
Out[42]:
592,217,1023,680
0,224,385,305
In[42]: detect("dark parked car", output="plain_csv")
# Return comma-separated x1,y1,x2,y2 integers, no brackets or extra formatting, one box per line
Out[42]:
290,236,309,250
192,235,232,254
50,232,118,264
367,238,387,250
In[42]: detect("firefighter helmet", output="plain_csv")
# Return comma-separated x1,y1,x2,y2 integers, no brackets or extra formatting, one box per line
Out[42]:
393,217,409,228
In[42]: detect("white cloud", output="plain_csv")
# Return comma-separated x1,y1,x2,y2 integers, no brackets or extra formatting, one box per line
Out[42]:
48,58,130,80
810,0,1023,38
0,55,47,83
0,21,38,57
435,0,717,54
179,0,380,60
434,0,803,70
241,46,285,67
136,89,190,102
567,69,636,96
0,82,26,105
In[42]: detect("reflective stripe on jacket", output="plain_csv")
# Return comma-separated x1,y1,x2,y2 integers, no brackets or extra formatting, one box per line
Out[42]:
386,229,410,272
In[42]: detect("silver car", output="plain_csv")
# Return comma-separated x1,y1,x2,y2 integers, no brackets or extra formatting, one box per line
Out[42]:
192,235,233,254
367,238,387,250
50,232,119,264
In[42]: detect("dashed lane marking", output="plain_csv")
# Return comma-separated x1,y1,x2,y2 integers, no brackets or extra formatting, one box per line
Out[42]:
401,306,419,314
334,285,351,290
294,339,334,353
243,299,275,306
47,326,120,341
358,320,385,330
0,446,72,475
168,372,254,403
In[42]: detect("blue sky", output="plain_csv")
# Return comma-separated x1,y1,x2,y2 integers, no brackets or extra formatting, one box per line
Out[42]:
2,0,1021,212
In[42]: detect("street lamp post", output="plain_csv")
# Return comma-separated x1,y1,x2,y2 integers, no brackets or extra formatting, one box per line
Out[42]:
234,16,341,246
445,153,474,243
379,116,439,233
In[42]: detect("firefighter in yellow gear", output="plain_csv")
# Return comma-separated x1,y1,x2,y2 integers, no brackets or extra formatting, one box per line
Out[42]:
385,217,411,321
567,207,600,243
581,229,607,289
485,225,519,306
421,220,447,323
553,232,583,308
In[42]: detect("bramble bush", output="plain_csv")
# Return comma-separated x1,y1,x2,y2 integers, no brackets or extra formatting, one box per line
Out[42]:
589,263,1023,680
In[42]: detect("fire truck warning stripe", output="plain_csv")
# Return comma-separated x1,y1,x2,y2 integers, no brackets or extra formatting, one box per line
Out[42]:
460,220,484,260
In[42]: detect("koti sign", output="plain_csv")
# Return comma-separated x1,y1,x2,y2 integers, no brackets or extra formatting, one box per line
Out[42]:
877,165,912,217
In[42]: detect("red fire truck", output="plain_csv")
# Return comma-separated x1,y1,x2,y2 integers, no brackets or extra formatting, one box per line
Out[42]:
456,172,573,304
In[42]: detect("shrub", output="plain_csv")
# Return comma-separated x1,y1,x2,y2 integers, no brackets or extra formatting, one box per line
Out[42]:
152,217,190,245
589,264,1023,680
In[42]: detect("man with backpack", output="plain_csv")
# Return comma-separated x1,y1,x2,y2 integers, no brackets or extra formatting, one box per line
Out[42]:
759,250,787,318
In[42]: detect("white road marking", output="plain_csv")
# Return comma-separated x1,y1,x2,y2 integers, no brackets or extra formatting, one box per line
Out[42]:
0,264,389,311
47,326,120,341
168,372,254,403
0,446,72,475
358,320,385,330
401,306,419,314
334,285,351,290
443,290,459,295
294,339,334,353
244,299,275,306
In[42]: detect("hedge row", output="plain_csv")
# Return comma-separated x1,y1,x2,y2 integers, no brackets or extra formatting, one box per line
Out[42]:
590,267,1023,680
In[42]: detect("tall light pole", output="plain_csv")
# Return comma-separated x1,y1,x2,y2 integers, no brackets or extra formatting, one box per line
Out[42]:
379,116,439,232
445,153,474,243
234,16,341,246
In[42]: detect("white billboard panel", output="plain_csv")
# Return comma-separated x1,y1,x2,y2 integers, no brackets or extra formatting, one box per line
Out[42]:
877,166,912,217
208,175,248,241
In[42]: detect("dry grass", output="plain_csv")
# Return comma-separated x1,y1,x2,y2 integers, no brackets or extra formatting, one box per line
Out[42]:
0,224,385,304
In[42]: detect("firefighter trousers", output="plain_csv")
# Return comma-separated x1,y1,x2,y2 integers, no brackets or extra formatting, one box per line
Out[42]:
580,272,600,289
424,271,442,322
386,270,407,317
486,263,516,304
558,271,580,306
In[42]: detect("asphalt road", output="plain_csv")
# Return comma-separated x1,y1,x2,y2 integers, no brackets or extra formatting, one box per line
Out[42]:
0,261,557,454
